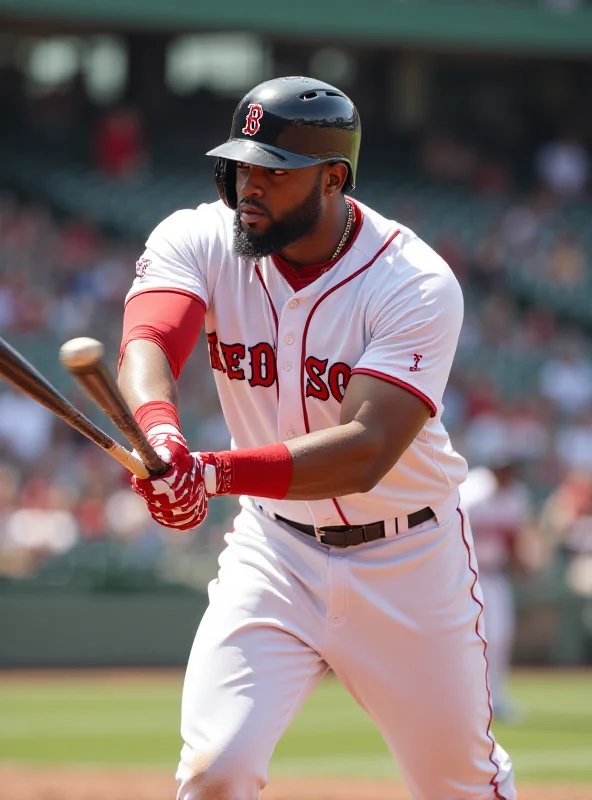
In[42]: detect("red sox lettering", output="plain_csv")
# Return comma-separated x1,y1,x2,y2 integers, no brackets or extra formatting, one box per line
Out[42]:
219,342,246,380
247,342,276,388
207,330,351,402
304,356,351,402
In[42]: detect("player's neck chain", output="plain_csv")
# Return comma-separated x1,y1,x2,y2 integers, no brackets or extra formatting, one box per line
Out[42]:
331,200,354,262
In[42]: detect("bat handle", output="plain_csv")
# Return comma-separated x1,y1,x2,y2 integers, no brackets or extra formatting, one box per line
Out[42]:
128,425,168,475
111,442,151,478
59,337,168,476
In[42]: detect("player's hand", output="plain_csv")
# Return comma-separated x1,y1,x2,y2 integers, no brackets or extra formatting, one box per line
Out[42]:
131,426,208,531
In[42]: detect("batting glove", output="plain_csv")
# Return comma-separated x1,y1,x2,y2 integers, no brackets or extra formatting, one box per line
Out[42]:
131,424,208,531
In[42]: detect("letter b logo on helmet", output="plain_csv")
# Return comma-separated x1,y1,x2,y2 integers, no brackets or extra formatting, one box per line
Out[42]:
242,104,264,136
206,76,361,209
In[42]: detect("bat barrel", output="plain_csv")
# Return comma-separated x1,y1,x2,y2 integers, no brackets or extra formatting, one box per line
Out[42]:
0,337,114,449
59,338,168,476
0,336,149,477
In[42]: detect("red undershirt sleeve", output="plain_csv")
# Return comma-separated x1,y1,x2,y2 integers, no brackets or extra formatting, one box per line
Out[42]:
120,290,206,380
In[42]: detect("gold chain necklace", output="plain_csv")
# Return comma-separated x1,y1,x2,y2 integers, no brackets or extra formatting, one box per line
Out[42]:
331,200,354,261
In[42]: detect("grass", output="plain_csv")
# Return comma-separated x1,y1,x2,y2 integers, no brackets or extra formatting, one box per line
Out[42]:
0,669,591,785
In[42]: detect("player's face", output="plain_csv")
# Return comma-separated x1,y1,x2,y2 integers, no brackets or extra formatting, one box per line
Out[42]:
233,162,324,259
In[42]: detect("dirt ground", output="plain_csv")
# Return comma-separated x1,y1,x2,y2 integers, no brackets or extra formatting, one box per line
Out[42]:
0,768,590,800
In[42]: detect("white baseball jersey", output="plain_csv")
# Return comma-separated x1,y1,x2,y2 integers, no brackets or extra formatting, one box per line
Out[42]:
126,197,467,527
130,197,517,800
460,467,532,573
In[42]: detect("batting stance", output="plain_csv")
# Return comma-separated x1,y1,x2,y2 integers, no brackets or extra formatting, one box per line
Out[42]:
119,77,516,800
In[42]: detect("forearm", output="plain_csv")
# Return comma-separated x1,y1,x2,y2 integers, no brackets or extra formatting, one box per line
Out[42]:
280,375,428,500
205,377,429,503
118,340,179,414
283,422,383,499
204,422,388,503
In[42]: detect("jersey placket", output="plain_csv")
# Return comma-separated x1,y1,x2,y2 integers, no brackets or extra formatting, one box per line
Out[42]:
276,294,306,444
276,291,351,529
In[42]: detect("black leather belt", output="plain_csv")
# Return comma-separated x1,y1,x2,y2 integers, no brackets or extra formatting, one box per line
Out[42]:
276,506,434,548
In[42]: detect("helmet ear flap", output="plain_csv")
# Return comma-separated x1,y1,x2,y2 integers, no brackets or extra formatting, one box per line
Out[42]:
214,158,238,209
343,165,355,193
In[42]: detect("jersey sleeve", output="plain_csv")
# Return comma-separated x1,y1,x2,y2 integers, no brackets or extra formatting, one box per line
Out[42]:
352,243,464,417
125,203,227,309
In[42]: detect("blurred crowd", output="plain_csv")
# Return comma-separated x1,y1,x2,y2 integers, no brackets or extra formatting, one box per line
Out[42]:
0,126,592,626
0,189,231,582
414,124,592,483
419,126,591,202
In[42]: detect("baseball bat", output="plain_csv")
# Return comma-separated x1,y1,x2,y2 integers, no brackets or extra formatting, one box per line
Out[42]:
0,336,149,478
59,337,167,476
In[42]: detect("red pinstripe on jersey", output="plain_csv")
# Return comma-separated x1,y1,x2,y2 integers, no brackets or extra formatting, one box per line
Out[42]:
350,368,437,417
271,199,363,292
255,264,280,401
299,228,402,525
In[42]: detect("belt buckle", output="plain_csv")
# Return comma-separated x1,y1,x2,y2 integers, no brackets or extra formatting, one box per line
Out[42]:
314,527,326,544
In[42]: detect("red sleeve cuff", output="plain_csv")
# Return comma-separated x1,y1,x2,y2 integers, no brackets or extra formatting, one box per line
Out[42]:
202,443,293,499
134,400,182,434
350,368,438,417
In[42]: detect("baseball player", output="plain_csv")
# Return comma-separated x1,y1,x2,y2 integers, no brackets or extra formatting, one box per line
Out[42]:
460,453,541,723
118,77,516,800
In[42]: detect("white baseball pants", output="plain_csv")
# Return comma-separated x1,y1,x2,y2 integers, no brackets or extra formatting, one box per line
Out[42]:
176,495,516,800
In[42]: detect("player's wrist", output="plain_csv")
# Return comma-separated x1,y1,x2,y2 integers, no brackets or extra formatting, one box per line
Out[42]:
200,459,219,496
198,443,293,499
134,400,184,439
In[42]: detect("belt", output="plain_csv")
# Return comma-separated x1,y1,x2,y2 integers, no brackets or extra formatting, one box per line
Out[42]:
275,506,434,548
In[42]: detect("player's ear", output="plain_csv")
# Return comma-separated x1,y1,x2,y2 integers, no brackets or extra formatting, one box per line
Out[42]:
324,163,348,195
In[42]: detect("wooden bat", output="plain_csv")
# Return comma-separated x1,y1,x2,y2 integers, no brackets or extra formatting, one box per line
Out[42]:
0,336,149,478
59,337,167,476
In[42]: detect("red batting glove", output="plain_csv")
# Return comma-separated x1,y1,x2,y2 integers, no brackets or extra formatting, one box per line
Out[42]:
132,425,208,531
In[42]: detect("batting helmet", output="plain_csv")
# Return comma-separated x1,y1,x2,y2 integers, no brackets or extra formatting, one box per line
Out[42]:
206,76,361,209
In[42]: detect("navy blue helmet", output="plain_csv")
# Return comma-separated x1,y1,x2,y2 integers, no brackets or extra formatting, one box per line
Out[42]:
206,76,361,209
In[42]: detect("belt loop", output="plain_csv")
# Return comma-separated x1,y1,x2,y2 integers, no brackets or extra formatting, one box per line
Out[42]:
397,514,409,535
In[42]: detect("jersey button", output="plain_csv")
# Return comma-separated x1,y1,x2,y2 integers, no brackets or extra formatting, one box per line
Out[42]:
286,430,295,439
288,299,299,309
284,334,295,345
283,362,292,371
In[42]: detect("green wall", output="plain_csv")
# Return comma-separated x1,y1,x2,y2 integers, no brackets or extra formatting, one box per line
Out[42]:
0,0,591,55
0,575,588,667
0,592,207,667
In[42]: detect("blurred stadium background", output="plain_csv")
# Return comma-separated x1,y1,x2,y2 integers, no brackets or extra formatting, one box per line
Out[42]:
1,1,592,798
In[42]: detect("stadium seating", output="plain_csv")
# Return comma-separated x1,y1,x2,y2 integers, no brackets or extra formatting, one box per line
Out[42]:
1,134,591,408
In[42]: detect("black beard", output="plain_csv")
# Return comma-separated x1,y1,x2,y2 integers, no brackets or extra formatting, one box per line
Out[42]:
233,174,323,260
